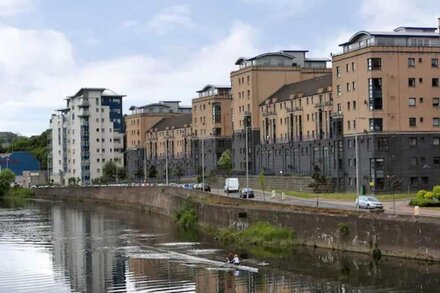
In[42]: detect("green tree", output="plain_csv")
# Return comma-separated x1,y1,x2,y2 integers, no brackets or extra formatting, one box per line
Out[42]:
309,165,327,208
259,171,266,201
217,149,232,177
148,165,158,179
0,169,15,197
174,164,184,183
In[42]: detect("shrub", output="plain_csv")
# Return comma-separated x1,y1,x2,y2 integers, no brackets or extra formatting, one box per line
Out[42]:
409,197,440,207
416,189,428,200
432,186,440,199
174,199,198,230
424,192,433,199
337,222,350,236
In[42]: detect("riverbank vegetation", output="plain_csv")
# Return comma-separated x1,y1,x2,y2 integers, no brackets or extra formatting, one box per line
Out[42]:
173,199,198,230
211,222,296,257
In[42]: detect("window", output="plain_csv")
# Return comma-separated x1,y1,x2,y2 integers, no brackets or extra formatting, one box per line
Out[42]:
408,97,416,107
368,78,383,110
409,137,417,146
409,117,417,127
408,58,415,67
408,78,416,87
434,117,440,127
421,177,429,185
336,66,341,77
420,97,424,103
432,58,439,68
369,118,383,132
377,138,389,150
433,78,439,87
346,83,350,92
434,157,440,165
353,101,356,110
434,137,440,145
351,62,355,71
433,97,440,107
410,157,418,166
410,177,418,186
368,58,381,70
347,101,351,110
347,120,351,129
352,81,356,91
336,85,341,96
346,63,349,72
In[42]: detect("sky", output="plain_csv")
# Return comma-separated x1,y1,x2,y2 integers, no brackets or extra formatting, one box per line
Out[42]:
0,0,439,136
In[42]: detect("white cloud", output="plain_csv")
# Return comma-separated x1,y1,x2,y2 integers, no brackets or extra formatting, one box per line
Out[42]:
239,0,313,18
360,0,439,30
146,4,195,35
0,0,33,17
0,21,259,135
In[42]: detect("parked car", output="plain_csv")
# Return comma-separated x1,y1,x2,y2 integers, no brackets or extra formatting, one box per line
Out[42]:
239,188,254,199
224,178,240,193
355,196,383,209
199,183,211,192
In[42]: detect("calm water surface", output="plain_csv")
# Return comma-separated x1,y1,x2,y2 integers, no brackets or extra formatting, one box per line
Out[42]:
0,198,439,293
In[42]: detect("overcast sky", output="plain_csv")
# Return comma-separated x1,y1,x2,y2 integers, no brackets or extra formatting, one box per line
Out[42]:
0,0,439,136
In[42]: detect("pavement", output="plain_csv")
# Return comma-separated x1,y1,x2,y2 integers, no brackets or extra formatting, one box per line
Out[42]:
210,188,440,218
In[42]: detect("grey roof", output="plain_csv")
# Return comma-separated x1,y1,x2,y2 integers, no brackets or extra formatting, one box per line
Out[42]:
340,28,440,46
260,75,332,106
67,88,125,99
151,114,192,131
197,84,231,93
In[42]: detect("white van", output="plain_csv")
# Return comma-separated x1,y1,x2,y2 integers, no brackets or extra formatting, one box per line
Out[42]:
224,178,239,193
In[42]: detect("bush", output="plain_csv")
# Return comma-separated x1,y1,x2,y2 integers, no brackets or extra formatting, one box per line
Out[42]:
432,186,440,199
416,189,428,200
174,199,198,230
409,197,440,207
337,222,350,236
7,187,34,198
424,192,434,199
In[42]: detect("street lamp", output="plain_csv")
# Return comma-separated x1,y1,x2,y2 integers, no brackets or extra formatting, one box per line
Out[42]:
165,136,169,185
201,138,205,188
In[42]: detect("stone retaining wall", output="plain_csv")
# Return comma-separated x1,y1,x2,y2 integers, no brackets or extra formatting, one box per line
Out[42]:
34,186,440,261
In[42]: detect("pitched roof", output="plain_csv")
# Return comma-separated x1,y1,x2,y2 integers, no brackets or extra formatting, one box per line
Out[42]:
151,114,192,131
260,74,332,106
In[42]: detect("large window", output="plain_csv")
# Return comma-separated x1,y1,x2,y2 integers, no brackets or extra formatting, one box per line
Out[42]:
368,78,383,110
408,97,416,107
377,137,389,150
369,118,383,132
408,58,415,67
432,58,439,68
212,103,221,123
367,58,381,70
408,78,416,87
409,117,417,127
433,97,440,107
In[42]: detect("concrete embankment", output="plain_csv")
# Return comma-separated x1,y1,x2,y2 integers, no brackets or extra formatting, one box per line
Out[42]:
34,186,440,261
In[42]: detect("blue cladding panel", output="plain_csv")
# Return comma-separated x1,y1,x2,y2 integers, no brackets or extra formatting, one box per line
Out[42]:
101,96,123,133
0,151,40,175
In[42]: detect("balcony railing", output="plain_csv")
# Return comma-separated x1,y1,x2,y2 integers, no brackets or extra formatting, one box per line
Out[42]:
262,110,277,117
77,99,89,107
314,101,333,108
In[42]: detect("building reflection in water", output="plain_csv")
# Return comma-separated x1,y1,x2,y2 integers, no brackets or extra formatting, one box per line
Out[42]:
51,205,126,293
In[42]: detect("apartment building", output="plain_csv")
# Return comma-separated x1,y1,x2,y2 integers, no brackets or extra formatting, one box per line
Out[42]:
257,75,338,177
49,88,125,185
191,85,232,175
231,50,331,174
332,23,440,192
144,114,192,180
125,101,191,180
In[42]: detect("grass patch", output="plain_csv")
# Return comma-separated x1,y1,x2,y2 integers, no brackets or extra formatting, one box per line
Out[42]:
213,222,296,258
276,189,414,201
5,187,34,198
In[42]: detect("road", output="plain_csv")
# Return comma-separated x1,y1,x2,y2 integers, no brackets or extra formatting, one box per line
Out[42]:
210,188,440,218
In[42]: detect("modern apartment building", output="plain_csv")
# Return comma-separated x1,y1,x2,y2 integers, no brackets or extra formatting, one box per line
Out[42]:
125,101,191,180
332,23,440,192
230,50,331,174
257,75,339,177
48,88,125,185
191,85,232,175
144,114,193,180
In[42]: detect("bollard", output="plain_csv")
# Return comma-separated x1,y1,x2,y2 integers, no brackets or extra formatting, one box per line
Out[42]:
414,206,419,216
281,192,286,200
271,190,276,198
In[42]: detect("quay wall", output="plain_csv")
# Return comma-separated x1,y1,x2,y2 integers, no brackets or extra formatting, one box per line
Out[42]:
34,186,440,261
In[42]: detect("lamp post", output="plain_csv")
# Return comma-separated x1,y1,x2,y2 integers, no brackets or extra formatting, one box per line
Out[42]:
165,137,169,185
143,141,147,183
201,138,205,188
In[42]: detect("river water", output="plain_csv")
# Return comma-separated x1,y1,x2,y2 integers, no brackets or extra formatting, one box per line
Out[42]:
0,198,439,293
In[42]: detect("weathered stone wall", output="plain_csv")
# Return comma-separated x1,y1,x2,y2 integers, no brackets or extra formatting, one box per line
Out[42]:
34,186,440,261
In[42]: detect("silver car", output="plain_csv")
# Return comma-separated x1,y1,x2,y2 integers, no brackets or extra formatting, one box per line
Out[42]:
355,196,383,209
